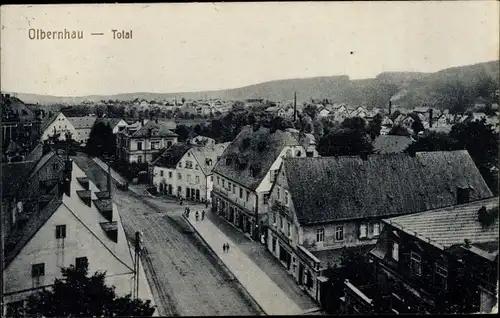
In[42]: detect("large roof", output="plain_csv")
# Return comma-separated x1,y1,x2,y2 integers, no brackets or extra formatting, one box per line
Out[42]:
131,120,178,138
152,143,192,169
189,142,230,175
67,116,97,129
373,135,414,154
1,161,37,197
40,112,60,133
385,197,498,251
283,151,493,225
213,126,300,190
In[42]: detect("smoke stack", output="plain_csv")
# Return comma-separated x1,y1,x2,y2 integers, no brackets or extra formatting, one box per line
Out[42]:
429,108,433,128
388,100,392,115
293,92,297,122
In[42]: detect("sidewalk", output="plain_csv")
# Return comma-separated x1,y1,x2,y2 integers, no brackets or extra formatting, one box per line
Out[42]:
184,212,303,315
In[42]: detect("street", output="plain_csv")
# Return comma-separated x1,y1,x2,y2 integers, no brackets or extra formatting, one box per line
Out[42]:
72,154,263,316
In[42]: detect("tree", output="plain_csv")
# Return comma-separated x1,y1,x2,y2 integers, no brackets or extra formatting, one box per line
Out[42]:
24,261,155,317
405,131,461,155
174,124,192,142
303,104,318,120
367,113,383,140
85,122,116,157
437,80,474,115
410,115,425,135
341,117,367,133
388,124,411,136
317,127,373,157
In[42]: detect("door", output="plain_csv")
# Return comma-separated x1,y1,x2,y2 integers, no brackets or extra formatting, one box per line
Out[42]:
168,184,172,194
299,263,304,285
159,183,164,193
196,189,200,201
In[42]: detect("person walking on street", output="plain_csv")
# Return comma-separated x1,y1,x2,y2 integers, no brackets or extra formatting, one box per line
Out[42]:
180,198,183,206
186,209,190,218
201,210,205,220
222,243,227,253
226,243,230,252
195,211,199,221
205,201,209,209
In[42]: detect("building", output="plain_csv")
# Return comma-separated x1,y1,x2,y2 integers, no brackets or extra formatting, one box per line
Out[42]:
265,106,288,118
365,197,498,314
212,126,312,241
317,108,331,118
265,151,493,303
95,118,128,134
67,116,97,145
191,135,216,147
40,112,75,142
2,159,139,316
151,141,230,202
116,120,178,163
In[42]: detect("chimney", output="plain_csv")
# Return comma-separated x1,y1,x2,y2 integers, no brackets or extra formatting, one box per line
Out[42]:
388,100,392,115
428,108,433,128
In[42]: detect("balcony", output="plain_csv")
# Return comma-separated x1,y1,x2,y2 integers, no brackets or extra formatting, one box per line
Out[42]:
271,201,291,216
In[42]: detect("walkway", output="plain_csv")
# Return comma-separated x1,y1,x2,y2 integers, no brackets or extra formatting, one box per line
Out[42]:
184,212,303,315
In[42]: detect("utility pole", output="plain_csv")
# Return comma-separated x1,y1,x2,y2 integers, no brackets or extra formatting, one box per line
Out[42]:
1,201,4,317
293,92,297,122
133,231,142,299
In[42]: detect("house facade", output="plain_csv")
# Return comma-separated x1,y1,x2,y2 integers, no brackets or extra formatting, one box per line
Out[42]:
116,120,178,163
40,112,75,142
151,142,229,202
2,160,145,316
67,116,97,145
265,151,493,304
363,197,498,314
211,126,310,241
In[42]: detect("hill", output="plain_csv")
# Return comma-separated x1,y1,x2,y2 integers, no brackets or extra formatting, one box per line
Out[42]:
6,60,499,110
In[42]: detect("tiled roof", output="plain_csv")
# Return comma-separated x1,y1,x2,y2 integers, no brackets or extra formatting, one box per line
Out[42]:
67,116,97,129
373,135,414,154
1,161,37,196
95,191,110,199
385,197,499,251
93,198,112,212
76,190,91,199
132,120,178,138
213,126,300,190
40,112,60,133
189,143,229,175
4,196,63,267
152,143,192,169
284,151,493,225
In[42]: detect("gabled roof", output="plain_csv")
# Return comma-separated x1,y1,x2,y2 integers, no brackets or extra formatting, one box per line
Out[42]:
385,197,498,251
152,143,192,169
283,151,493,225
67,116,97,129
40,112,61,133
373,135,414,154
189,143,230,175
131,120,178,138
213,126,300,190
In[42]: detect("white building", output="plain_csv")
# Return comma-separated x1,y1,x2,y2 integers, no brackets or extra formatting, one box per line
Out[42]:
40,112,75,141
151,142,230,202
67,116,97,145
2,160,151,316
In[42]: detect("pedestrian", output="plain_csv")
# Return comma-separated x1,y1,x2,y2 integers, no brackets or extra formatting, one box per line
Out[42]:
226,243,230,252
195,211,199,221
180,198,183,206
186,209,190,218
201,210,205,220
205,201,209,209
223,243,227,253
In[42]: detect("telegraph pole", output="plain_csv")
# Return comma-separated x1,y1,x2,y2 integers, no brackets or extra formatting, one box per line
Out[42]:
133,231,141,300
1,204,4,317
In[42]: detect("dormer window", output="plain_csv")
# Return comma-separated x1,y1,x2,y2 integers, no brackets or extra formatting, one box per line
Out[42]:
391,242,399,261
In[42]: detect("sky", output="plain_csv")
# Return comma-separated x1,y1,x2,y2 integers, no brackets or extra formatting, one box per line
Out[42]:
1,2,499,97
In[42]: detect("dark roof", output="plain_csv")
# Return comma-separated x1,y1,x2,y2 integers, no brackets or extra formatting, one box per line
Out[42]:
40,112,60,133
385,197,498,251
213,126,300,190
95,118,124,129
93,198,112,212
24,143,44,162
132,120,178,138
373,135,414,154
284,151,493,225
95,191,110,199
76,190,91,199
4,196,62,267
152,143,192,169
1,161,36,196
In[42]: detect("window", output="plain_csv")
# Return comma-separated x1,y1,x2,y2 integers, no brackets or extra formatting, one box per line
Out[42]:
178,162,182,168
246,191,250,202
306,151,314,157
168,171,172,178
284,191,289,205
151,141,160,149
222,179,225,188
373,223,380,236
178,173,182,180
232,184,236,194
272,237,276,252
56,225,66,239
217,176,220,185
195,176,200,184
410,252,422,276
435,263,448,290
195,164,199,170
287,222,291,236
296,150,302,157
187,174,192,182
228,182,232,190
137,142,142,150
273,212,277,224
160,170,164,177
137,155,142,163
263,193,270,204
277,186,281,200
177,186,182,194
75,256,88,270
280,216,283,230
32,263,45,278
392,242,399,261
359,224,367,238
210,176,213,182
205,158,213,166
52,163,58,171
185,161,193,169
317,228,325,242
335,226,344,241
239,188,243,199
